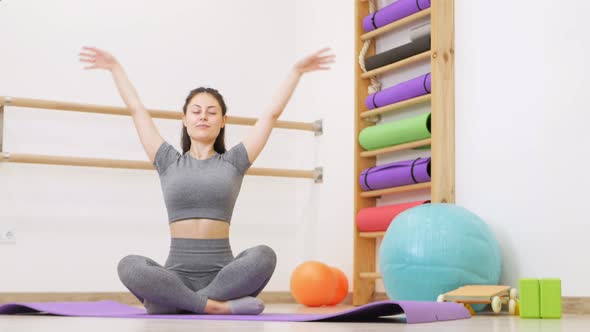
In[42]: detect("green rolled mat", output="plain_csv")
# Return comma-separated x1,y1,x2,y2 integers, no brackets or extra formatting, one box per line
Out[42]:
359,112,431,151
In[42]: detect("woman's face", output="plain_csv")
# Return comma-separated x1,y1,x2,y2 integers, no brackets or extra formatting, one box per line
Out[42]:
183,93,226,143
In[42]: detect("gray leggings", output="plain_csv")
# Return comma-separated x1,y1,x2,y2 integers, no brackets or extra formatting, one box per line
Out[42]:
117,237,277,314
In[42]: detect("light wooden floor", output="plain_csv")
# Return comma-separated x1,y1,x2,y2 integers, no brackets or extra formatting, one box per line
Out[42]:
0,304,587,332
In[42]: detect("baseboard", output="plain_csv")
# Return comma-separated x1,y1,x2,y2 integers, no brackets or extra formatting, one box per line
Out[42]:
1,292,588,315
0,292,142,305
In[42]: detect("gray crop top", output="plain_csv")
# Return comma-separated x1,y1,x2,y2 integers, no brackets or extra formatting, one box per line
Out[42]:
152,141,251,224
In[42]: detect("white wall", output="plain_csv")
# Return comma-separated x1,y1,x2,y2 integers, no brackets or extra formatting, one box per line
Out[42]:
1,0,589,298
293,0,354,283
0,0,353,292
455,0,590,296
371,0,590,297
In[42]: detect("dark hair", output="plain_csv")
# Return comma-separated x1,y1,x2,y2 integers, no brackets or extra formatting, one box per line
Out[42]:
181,87,227,154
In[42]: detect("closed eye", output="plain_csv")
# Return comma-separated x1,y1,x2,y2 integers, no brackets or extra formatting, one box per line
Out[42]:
192,105,217,110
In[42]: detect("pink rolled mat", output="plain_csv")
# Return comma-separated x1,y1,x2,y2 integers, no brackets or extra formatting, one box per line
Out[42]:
356,201,430,232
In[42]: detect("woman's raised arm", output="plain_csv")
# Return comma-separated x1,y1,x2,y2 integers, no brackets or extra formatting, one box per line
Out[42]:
79,46,164,163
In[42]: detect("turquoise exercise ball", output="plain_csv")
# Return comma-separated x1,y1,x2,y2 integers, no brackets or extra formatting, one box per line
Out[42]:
379,203,501,305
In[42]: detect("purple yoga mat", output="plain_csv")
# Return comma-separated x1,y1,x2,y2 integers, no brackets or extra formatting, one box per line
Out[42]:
366,73,431,110
360,157,431,191
363,0,431,32
0,300,470,324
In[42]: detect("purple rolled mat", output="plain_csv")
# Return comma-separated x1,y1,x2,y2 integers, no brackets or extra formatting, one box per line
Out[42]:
366,73,431,110
363,0,431,32
360,157,431,191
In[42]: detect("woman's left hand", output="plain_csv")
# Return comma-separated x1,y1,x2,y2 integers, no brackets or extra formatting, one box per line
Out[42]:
293,47,335,75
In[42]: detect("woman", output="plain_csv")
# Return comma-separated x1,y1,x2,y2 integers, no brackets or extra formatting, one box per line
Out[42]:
79,46,335,315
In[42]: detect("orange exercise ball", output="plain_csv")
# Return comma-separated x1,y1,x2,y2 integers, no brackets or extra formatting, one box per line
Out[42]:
327,267,349,305
290,261,336,307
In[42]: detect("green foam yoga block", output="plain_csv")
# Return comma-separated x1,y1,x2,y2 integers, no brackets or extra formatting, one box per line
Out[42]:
540,278,562,318
519,278,540,318
358,112,431,151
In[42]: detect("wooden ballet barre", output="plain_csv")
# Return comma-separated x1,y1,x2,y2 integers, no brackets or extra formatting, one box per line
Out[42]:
360,8,431,41
0,152,323,182
0,96,323,135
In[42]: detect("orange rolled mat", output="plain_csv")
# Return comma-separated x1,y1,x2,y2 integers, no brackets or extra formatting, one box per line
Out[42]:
356,200,430,232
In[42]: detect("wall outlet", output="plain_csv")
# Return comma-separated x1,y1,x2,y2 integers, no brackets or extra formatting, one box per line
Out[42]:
0,229,16,244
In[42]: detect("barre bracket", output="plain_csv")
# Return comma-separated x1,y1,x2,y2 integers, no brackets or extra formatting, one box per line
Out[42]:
313,119,323,136
314,166,323,183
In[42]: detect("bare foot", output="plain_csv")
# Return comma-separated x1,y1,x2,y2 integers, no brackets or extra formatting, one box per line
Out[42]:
203,299,231,314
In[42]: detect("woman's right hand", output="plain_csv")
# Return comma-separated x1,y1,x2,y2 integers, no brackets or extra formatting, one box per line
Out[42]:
79,46,119,71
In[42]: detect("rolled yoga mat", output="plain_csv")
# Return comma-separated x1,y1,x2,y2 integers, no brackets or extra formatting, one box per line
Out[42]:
365,34,431,71
363,0,431,32
356,200,430,232
0,300,470,324
359,112,431,151
365,73,431,110
410,22,431,41
360,157,431,191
